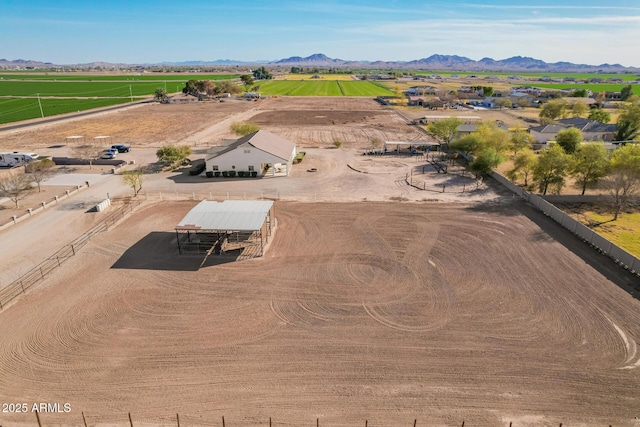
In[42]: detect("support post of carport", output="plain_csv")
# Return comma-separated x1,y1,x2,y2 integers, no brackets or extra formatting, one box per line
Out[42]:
269,204,274,236
176,230,182,255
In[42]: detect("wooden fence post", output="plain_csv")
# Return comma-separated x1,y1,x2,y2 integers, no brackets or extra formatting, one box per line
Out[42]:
222,415,225,427
177,413,181,427
35,410,42,427
129,412,134,427
414,419,417,427
82,411,88,427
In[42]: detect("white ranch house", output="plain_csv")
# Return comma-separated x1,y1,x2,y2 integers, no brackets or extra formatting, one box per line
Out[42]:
205,130,297,176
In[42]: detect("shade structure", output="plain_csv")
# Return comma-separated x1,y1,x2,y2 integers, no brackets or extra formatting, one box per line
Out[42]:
176,200,274,232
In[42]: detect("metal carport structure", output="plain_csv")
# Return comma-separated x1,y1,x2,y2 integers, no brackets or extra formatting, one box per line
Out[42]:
175,200,275,258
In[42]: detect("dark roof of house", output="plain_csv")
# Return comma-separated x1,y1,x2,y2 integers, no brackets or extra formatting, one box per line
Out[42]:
556,118,617,133
529,124,567,133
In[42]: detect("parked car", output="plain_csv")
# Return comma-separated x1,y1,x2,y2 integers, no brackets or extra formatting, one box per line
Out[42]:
111,144,131,153
100,149,118,159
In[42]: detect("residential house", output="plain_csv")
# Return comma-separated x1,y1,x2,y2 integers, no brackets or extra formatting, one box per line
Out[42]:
561,97,597,106
529,118,617,144
167,93,199,104
556,118,617,141
406,86,438,96
205,130,297,176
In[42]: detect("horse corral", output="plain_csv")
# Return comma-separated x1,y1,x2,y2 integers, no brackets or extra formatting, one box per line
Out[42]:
0,200,639,426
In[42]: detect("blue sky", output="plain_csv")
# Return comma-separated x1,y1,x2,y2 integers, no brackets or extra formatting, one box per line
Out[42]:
2,0,640,66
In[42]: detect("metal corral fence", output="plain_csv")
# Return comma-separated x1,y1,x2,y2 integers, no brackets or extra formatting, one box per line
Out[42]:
140,190,378,203
0,199,142,310
490,172,640,276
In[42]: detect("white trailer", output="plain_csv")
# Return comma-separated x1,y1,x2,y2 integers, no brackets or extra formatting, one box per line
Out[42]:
0,152,39,167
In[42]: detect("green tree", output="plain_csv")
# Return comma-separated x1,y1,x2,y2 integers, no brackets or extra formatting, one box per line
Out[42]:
154,87,168,103
474,121,511,153
0,174,33,208
507,149,537,187
253,66,272,80
533,145,570,195
614,102,640,141
214,80,242,95
571,143,610,195
470,148,502,176
540,99,569,121
620,84,633,101
240,75,254,92
482,86,494,97
122,167,145,196
196,80,214,96
571,101,589,118
427,117,463,146
24,158,55,192
156,145,192,166
588,109,611,123
183,79,198,96
555,127,583,154
570,88,588,97
605,144,640,220
449,134,482,154
510,129,535,156
230,121,260,136
449,121,510,157
494,98,512,110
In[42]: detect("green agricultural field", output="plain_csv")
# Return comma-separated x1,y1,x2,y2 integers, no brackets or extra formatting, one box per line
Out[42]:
523,83,640,95
339,81,393,96
258,80,392,96
412,71,640,81
0,80,181,97
279,74,357,81
0,74,239,81
0,97,143,125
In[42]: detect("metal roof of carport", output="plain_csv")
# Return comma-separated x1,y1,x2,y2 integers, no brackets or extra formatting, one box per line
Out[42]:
176,200,274,232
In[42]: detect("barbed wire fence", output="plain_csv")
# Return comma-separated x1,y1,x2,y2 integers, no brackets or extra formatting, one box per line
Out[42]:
12,411,585,427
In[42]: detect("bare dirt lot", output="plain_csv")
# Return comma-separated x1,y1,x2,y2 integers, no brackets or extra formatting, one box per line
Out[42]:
0,97,432,153
1,201,639,427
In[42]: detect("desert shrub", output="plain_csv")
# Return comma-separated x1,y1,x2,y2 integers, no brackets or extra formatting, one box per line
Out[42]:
231,122,260,136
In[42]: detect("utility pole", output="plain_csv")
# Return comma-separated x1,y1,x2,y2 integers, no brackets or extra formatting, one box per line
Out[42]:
129,85,133,102
37,93,44,118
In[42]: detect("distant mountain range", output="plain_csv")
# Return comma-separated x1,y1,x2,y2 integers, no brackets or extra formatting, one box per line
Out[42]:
272,53,639,73
1,54,639,73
